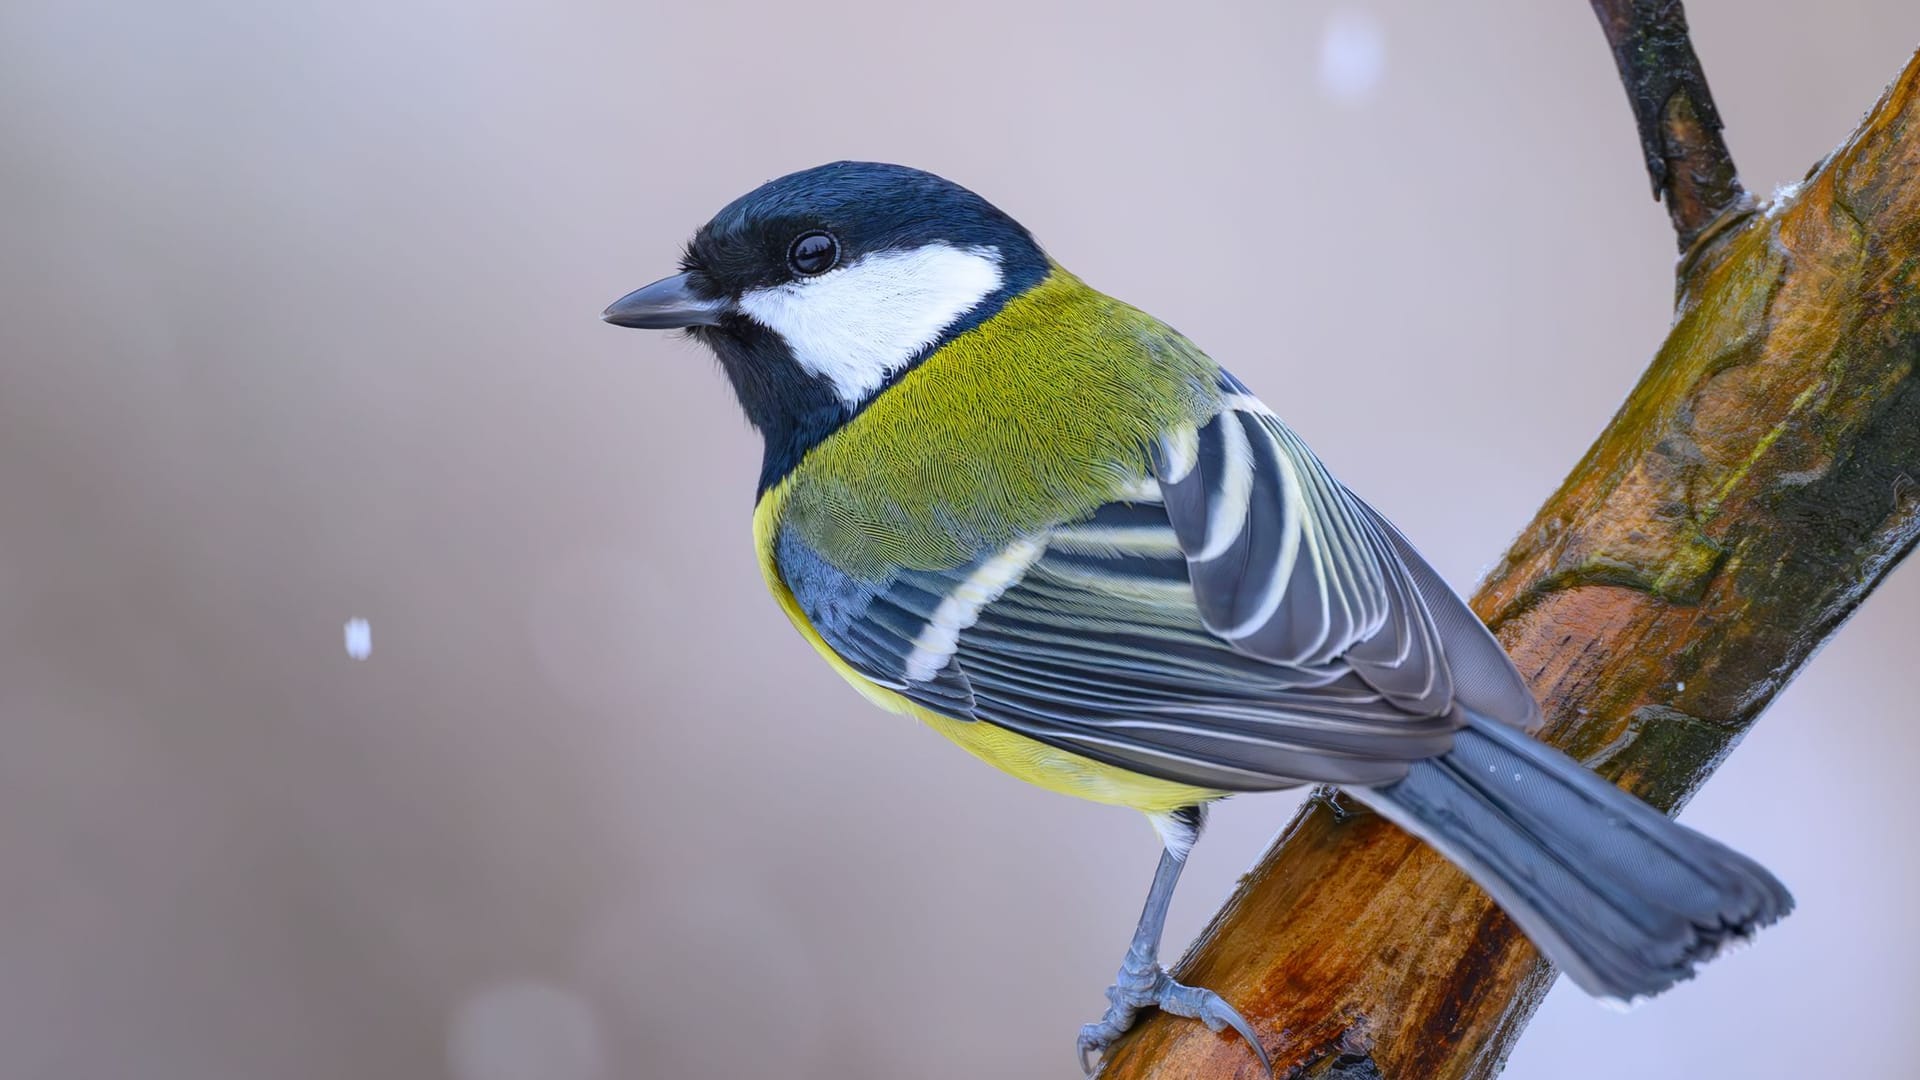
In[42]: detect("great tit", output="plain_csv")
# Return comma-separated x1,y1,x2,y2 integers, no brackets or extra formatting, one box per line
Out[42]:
603,161,1791,1073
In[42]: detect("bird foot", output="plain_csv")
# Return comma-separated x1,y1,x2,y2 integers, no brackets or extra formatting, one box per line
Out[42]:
1076,947,1270,1075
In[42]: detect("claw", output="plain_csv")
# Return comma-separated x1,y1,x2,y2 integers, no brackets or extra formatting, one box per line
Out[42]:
1081,846,1269,1074
1160,981,1273,1074
1077,962,1269,1075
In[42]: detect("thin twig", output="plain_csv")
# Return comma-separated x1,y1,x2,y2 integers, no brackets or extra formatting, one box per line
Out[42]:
1589,0,1747,249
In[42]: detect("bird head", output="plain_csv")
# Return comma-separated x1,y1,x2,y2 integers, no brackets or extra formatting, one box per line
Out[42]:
603,162,1051,488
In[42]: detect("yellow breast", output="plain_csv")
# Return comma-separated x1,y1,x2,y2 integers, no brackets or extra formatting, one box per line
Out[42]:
751,482,1225,816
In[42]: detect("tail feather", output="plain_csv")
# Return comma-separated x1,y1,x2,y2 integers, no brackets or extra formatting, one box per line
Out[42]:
1355,712,1793,1003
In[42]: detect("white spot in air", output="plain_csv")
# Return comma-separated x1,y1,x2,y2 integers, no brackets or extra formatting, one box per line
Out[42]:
1318,9,1387,105
1677,681,1686,691
344,618,372,660
448,980,607,1080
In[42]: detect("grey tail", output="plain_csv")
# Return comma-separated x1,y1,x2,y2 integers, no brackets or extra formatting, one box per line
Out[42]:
1354,712,1794,1003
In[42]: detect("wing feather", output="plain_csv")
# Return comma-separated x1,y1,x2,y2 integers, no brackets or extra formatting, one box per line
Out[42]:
1153,381,1453,714
774,369,1536,793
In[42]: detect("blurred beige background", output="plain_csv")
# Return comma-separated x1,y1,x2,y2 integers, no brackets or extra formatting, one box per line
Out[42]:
2,1,1916,1078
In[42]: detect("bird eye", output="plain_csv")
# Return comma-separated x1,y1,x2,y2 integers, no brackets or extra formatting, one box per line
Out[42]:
787,231,840,276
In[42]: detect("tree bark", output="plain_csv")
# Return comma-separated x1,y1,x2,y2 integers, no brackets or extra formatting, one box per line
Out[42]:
1096,19,1920,1080
1589,0,1747,249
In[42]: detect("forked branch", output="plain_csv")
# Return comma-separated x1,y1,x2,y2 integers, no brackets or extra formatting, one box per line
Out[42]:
1590,0,1748,249
1099,8,1920,1078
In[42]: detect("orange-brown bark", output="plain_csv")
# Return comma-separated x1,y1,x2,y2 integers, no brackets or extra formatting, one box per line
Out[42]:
1099,43,1920,1080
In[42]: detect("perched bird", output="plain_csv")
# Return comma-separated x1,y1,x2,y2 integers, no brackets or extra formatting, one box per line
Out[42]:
603,162,1792,1073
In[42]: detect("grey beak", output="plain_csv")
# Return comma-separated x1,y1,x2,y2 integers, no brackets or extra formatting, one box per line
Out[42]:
602,272,731,329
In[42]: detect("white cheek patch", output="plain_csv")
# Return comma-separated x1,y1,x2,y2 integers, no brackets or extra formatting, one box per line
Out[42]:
737,243,1004,408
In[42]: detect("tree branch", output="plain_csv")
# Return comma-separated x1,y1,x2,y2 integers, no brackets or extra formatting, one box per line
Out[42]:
1098,26,1920,1080
1590,0,1748,250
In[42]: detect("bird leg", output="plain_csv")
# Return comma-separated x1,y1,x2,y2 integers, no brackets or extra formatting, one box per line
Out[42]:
1076,847,1271,1075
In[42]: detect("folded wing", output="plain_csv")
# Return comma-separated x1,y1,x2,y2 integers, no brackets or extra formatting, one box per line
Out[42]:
776,375,1537,792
